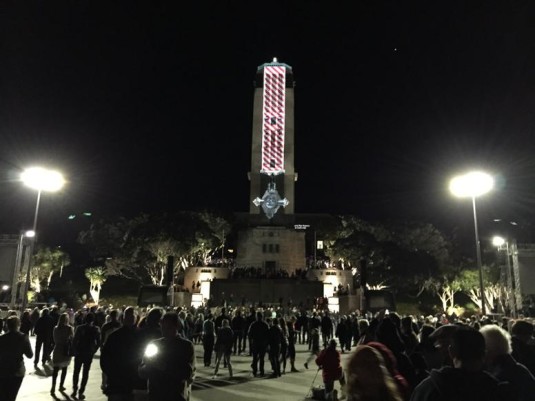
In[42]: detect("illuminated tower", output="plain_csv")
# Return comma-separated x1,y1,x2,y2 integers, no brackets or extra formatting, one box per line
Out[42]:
249,58,296,218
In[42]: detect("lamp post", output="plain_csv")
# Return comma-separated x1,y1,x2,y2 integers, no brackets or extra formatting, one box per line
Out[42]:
450,171,494,316
20,167,65,311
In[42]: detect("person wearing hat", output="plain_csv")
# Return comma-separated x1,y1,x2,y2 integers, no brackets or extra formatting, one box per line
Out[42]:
427,324,460,368
315,339,346,400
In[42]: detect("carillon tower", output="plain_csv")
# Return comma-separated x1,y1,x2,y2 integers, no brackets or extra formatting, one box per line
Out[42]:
249,58,297,218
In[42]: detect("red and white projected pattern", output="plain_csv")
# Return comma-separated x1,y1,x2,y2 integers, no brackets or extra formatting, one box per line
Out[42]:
261,66,286,174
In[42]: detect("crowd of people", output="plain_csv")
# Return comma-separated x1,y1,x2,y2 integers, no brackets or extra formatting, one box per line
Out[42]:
1,303,535,401
228,266,308,279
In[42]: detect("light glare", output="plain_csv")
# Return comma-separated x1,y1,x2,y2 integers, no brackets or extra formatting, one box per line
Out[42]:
449,171,494,198
21,167,65,192
492,236,505,247
144,343,158,358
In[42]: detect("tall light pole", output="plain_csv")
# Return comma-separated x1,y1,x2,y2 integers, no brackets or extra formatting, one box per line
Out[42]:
20,167,65,311
450,171,494,316
492,236,516,317
9,230,35,308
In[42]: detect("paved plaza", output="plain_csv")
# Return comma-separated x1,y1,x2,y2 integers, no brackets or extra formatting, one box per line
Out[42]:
18,337,350,401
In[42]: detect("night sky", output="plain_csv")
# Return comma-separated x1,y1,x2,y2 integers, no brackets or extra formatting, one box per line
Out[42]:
2,2,535,245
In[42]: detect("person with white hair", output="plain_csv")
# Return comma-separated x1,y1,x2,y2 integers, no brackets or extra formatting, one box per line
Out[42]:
480,324,535,401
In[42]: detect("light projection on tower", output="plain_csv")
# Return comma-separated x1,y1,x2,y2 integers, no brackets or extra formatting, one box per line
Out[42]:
252,58,290,219
261,65,286,175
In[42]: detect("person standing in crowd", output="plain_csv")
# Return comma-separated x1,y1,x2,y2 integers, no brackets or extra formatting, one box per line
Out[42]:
100,309,121,392
20,310,33,336
376,317,417,391
51,313,74,395
426,323,459,368
135,307,163,399
177,310,187,338
95,307,106,328
279,317,289,374
357,318,371,344
315,339,346,401
245,308,256,356
410,327,504,401
184,313,195,341
336,316,349,353
480,324,535,401
268,318,283,377
321,312,334,347
101,307,138,401
34,307,54,367
50,306,61,328
74,310,85,327
193,313,204,344
304,327,320,369
30,307,40,336
416,325,442,371
215,307,230,330
297,311,308,345
213,319,233,378
367,341,411,400
231,309,245,355
202,314,215,367
101,309,121,346
350,314,361,346
401,316,419,356
511,320,535,376
346,345,403,401
248,311,269,377
294,312,302,342
0,316,34,401
308,312,321,350
139,312,195,401
287,316,298,372
71,312,101,399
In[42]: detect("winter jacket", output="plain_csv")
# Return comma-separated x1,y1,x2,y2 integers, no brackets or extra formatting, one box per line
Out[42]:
410,366,506,401
487,354,535,401
315,347,343,382
52,324,74,368
215,327,233,353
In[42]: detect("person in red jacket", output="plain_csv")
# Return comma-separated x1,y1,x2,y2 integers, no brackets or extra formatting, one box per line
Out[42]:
315,339,346,400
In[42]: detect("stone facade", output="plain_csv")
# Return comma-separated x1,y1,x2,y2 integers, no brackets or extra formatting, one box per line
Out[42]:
209,278,323,307
306,269,354,294
235,226,306,274
183,266,230,293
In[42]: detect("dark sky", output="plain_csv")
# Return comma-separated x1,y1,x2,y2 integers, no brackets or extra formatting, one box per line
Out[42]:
2,1,535,244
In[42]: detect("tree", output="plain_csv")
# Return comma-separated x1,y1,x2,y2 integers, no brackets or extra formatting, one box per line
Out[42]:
326,216,449,293
30,246,71,294
422,274,462,312
199,211,232,260
85,267,107,305
78,211,232,285
457,264,501,313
